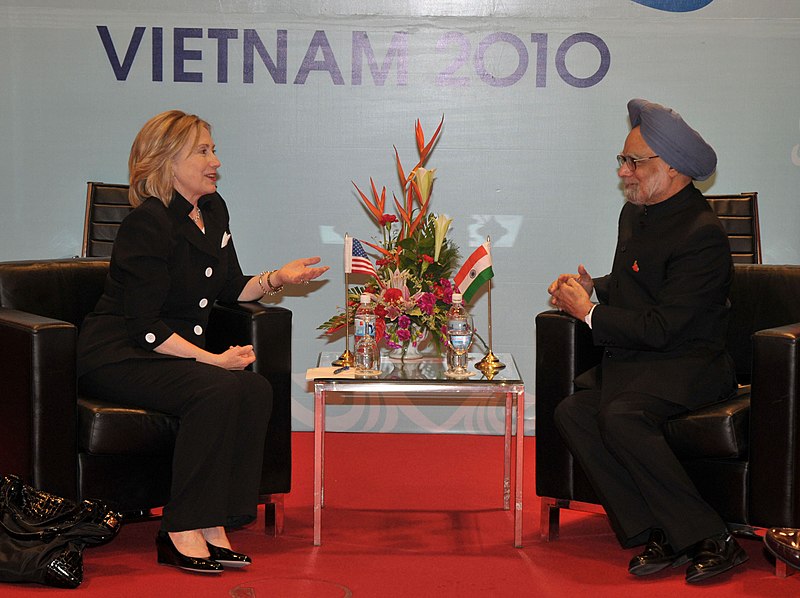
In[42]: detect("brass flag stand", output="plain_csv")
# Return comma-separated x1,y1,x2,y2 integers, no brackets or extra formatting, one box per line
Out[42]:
475,236,505,375
332,235,355,367
332,271,354,367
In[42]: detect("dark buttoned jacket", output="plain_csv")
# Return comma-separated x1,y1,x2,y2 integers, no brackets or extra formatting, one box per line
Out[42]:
590,183,736,407
77,192,251,377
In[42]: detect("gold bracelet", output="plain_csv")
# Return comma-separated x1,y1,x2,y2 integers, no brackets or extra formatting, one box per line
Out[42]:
257,271,269,296
266,270,284,294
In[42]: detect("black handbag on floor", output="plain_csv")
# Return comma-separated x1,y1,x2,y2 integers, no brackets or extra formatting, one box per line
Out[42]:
0,474,122,589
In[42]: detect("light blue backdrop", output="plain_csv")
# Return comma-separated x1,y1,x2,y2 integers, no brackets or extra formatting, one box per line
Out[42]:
2,0,799,434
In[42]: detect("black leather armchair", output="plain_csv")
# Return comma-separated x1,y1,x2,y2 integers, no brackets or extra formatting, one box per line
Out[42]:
535,264,800,542
0,258,292,533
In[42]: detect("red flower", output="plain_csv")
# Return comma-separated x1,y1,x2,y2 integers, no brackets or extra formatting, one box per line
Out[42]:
420,254,434,264
383,288,403,303
379,213,398,226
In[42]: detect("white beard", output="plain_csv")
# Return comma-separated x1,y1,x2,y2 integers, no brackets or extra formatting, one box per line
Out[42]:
623,168,671,206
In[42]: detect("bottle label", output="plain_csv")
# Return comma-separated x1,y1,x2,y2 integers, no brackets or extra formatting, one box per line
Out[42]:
355,317,375,337
448,318,467,332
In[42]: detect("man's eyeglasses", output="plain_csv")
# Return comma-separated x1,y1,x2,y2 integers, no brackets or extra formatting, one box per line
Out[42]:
616,154,659,171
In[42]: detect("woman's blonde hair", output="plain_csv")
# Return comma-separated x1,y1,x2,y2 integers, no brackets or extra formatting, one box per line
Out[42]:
128,110,211,207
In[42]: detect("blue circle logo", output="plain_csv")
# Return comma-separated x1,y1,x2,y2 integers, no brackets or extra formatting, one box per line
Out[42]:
632,0,714,12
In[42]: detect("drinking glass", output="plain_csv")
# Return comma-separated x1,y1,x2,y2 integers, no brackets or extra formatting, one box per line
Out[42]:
446,314,474,378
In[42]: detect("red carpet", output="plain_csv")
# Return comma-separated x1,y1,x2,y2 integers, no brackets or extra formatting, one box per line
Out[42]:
3,432,794,596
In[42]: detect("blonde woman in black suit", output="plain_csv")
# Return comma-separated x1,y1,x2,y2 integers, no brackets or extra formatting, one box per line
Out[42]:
78,110,327,573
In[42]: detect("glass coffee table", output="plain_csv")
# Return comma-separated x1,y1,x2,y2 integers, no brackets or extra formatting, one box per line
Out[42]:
309,351,525,548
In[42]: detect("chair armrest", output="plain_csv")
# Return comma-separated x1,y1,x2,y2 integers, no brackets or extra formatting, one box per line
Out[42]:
748,321,800,525
535,309,602,402
0,308,78,499
534,310,603,500
207,302,292,384
207,302,293,494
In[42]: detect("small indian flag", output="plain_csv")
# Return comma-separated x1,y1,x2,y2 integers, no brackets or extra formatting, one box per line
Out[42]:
454,241,494,303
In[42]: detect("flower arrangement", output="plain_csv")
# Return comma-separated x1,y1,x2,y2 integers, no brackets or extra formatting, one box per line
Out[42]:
319,116,460,356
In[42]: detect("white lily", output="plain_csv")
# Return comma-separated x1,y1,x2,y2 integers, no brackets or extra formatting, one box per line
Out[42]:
413,167,436,208
433,213,452,263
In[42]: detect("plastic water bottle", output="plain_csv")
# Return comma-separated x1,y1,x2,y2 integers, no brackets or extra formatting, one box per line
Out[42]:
354,293,378,372
354,293,376,346
447,293,469,371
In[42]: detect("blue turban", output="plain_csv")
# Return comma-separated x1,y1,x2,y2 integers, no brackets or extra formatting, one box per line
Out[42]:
627,98,716,181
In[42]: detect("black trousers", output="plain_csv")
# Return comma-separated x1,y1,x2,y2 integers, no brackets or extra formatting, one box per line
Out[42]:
554,390,727,552
79,358,272,532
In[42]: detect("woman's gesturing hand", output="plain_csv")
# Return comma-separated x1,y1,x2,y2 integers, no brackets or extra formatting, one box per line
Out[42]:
273,257,329,286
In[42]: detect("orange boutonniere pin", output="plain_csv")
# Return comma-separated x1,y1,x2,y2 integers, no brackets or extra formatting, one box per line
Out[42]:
632,260,639,272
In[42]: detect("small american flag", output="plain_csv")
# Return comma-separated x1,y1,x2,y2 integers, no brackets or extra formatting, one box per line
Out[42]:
344,235,378,279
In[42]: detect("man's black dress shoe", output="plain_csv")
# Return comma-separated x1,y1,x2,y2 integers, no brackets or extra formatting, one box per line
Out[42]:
685,532,748,583
628,529,689,576
764,527,800,570
207,543,252,568
156,531,223,574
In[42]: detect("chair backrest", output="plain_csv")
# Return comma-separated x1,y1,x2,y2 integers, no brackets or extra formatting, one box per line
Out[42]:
0,259,109,328
705,192,761,264
726,264,800,385
82,182,133,258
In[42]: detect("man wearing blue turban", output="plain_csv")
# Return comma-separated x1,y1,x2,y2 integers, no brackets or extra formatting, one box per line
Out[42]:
547,99,747,583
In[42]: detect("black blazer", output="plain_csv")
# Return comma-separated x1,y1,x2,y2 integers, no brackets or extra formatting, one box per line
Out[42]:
590,184,736,407
77,192,251,377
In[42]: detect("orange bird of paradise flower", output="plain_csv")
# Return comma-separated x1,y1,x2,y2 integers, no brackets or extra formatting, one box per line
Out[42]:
353,115,444,262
